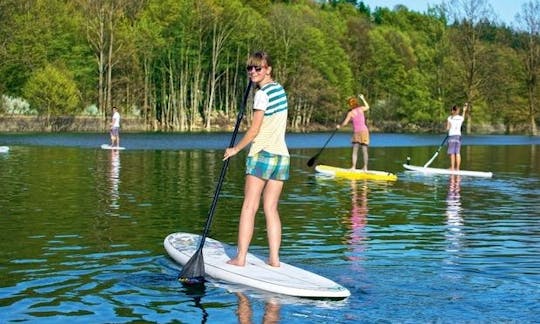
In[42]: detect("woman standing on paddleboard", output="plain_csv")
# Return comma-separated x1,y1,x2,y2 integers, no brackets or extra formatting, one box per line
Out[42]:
109,106,121,147
446,103,468,170
223,51,289,267
337,95,370,171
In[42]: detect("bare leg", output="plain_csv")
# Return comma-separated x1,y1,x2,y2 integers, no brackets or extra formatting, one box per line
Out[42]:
351,143,359,169
455,153,461,170
361,145,368,171
236,292,252,324
262,179,284,267
228,175,265,266
263,298,281,323
450,154,456,170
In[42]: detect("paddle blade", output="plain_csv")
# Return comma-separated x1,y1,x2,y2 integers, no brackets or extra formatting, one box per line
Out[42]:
179,249,206,285
306,154,318,167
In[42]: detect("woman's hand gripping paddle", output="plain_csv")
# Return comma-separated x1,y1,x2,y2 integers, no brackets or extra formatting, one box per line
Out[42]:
179,80,253,285
423,135,449,168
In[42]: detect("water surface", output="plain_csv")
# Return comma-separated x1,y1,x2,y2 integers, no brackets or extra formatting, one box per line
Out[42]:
0,133,539,323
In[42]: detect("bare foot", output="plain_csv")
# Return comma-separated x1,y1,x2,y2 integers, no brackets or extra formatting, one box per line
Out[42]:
227,258,246,267
267,259,280,267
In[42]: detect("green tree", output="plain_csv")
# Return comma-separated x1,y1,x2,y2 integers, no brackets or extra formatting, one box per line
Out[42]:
515,0,540,135
23,64,80,119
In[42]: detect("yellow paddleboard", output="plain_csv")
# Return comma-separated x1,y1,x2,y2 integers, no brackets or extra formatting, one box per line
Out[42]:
315,165,397,181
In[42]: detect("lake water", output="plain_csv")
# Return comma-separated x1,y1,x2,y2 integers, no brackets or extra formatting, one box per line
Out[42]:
0,132,539,323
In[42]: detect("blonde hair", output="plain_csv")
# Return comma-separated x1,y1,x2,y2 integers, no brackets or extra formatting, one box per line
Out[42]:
247,51,272,70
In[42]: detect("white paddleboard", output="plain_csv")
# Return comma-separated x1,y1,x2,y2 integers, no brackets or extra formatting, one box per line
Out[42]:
101,144,125,150
164,232,350,299
403,164,493,178
0,146,9,153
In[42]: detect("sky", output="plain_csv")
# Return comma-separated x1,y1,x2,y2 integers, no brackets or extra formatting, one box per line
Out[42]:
365,0,530,26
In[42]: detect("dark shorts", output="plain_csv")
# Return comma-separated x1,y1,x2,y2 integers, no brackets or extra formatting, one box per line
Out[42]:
110,127,120,137
447,135,462,155
246,151,290,181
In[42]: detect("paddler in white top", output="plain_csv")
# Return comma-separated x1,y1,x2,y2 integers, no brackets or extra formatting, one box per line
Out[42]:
446,103,468,170
110,106,121,147
223,51,289,267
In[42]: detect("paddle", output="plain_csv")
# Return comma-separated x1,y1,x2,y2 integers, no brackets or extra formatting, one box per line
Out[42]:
179,80,253,285
306,127,339,167
423,135,449,167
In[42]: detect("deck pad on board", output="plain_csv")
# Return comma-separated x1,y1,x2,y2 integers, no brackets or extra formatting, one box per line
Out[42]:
403,164,493,178
101,144,125,150
315,164,397,181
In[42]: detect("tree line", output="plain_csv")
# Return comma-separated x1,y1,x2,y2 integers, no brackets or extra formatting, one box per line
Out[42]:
0,0,538,135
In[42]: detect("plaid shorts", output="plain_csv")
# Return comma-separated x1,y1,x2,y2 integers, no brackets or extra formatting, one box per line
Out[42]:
447,135,462,155
246,150,290,181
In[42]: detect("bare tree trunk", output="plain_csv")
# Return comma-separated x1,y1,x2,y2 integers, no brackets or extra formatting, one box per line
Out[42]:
106,5,115,112
168,52,178,130
179,53,188,131
83,2,106,117
448,0,493,134
205,19,234,130
143,57,150,129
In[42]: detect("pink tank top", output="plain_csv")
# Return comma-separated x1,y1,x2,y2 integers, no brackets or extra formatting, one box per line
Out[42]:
351,107,367,132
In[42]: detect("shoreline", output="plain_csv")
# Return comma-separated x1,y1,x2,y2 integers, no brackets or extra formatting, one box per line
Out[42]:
0,115,533,135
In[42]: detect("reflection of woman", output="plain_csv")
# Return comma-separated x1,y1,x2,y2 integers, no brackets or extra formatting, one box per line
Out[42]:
235,292,280,324
348,180,368,262
109,150,120,208
445,175,463,254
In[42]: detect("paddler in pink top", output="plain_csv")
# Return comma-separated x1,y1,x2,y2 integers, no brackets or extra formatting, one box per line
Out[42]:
337,94,370,171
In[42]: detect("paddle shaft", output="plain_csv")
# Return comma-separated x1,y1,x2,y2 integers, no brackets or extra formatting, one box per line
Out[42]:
307,115,347,167
179,81,252,282
423,135,449,167
198,80,252,248
309,129,337,162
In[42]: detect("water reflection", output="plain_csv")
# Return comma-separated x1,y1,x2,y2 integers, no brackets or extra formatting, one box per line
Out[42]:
1,142,538,323
109,149,121,209
445,175,463,256
236,292,280,324
184,285,209,323
347,180,368,265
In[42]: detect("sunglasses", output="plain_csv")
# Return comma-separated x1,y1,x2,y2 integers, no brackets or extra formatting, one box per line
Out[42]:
246,65,263,72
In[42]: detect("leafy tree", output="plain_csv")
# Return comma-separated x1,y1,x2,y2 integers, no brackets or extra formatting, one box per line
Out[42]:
23,64,80,118
515,0,540,135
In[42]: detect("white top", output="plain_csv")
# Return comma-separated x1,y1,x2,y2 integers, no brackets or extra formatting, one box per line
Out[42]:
447,115,464,136
112,111,120,128
248,82,289,157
